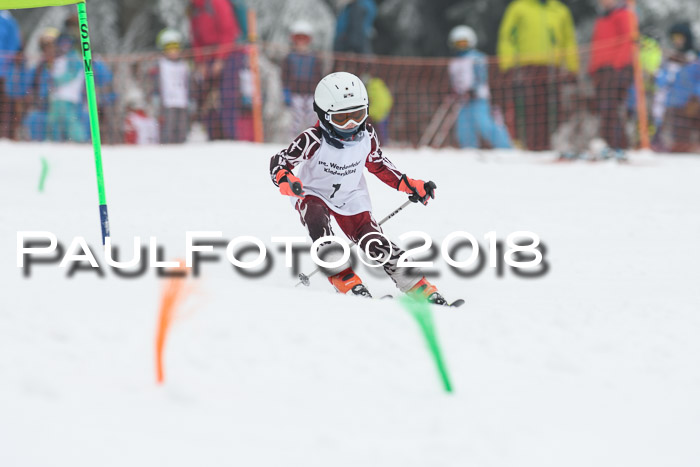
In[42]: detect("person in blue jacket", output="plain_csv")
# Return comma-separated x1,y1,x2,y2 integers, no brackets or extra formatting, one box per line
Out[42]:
654,23,700,152
283,20,322,138
47,33,87,143
663,58,700,152
333,0,376,54
80,57,118,143
23,27,58,141
0,10,21,139
447,25,512,149
3,46,30,139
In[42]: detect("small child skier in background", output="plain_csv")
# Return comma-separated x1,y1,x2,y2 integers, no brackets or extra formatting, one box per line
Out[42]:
282,20,322,138
151,29,190,144
270,72,453,305
123,88,159,145
447,26,511,149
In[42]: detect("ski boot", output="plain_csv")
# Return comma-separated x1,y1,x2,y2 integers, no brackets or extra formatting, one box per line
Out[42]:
407,277,448,306
329,267,372,298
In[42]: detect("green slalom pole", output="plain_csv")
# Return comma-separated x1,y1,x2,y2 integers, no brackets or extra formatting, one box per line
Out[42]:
400,296,453,393
0,1,107,236
77,1,110,244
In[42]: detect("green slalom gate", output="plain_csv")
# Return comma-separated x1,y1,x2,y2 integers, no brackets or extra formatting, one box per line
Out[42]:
1,0,110,243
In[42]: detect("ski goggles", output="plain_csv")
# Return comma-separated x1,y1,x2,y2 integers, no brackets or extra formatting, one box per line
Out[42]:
163,42,181,52
452,39,471,50
328,106,368,129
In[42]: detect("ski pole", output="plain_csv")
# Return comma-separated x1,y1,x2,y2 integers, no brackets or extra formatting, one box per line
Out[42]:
296,199,413,287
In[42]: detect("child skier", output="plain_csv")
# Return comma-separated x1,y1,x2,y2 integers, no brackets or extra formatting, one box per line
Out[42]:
270,71,449,305
447,25,511,149
152,28,190,144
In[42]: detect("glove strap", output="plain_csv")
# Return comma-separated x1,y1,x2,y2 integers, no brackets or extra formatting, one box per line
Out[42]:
275,169,290,187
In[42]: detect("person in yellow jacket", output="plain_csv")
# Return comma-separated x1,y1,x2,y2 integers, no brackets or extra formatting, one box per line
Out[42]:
364,74,393,144
497,0,579,151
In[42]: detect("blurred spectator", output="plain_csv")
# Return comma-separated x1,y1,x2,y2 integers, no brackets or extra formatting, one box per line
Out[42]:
230,0,249,39
61,14,116,143
364,74,392,144
3,46,28,140
626,34,661,136
221,47,254,141
23,27,57,141
90,58,119,143
448,26,511,149
79,57,118,144
63,14,80,44
189,0,241,140
588,0,635,159
664,58,700,153
124,88,159,145
663,58,700,152
333,0,376,54
552,82,600,160
497,0,579,151
48,33,87,142
653,23,700,152
282,20,322,137
0,10,21,139
152,28,190,144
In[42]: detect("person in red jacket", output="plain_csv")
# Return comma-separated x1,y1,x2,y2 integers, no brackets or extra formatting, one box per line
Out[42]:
189,0,241,140
589,0,635,159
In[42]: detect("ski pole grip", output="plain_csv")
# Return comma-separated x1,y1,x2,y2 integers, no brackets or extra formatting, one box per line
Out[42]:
291,181,303,196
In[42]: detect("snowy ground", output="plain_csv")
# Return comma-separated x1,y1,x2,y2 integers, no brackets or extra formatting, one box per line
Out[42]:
1,141,699,466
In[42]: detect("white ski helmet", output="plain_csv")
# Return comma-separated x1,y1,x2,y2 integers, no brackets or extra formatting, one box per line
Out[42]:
290,20,314,38
314,72,369,141
157,28,183,50
125,88,146,110
448,25,477,49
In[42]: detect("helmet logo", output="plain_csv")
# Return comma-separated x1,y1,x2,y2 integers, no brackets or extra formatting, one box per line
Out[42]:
343,92,354,98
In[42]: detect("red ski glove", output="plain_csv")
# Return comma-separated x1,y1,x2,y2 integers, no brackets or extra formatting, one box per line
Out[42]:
398,175,436,205
275,170,305,199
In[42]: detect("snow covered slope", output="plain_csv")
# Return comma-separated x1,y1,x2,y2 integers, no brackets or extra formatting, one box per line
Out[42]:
1,141,699,466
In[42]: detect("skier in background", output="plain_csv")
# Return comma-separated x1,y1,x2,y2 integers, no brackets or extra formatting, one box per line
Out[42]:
151,28,190,144
448,25,511,149
270,72,454,305
282,20,322,138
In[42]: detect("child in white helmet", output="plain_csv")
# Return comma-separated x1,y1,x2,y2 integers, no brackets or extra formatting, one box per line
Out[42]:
448,25,511,149
153,28,190,144
270,71,449,304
